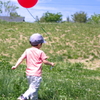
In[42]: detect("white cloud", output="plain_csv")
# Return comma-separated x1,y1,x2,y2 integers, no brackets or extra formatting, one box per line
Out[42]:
9,0,52,3
1,0,17,2
10,0,17,2
34,6,57,11
38,0,52,3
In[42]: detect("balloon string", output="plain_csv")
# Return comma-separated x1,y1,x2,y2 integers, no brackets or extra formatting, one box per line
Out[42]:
26,8,53,47
26,9,54,70
26,8,48,35
26,8,36,19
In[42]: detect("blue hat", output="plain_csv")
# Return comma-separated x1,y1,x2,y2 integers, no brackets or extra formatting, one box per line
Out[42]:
29,33,46,45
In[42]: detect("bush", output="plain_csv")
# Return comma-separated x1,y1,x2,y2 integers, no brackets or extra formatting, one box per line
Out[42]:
71,11,88,23
39,11,62,22
89,14,100,24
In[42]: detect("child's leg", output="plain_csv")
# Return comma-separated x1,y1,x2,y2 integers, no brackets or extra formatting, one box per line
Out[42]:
23,76,42,100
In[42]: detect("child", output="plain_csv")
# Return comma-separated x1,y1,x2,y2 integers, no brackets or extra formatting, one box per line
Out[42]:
12,33,55,100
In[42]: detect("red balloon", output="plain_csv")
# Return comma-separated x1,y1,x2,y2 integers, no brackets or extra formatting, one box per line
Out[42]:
18,0,38,8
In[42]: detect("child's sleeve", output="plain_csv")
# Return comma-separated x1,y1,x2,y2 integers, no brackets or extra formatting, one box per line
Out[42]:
20,50,27,59
41,51,48,61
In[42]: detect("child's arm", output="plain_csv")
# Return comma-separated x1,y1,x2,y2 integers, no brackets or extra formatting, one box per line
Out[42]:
43,59,55,67
11,56,24,70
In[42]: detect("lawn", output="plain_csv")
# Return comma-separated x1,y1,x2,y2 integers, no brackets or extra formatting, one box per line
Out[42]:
0,21,100,100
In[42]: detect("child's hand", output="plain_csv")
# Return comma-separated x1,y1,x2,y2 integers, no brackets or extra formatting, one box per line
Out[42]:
11,66,16,70
51,63,55,67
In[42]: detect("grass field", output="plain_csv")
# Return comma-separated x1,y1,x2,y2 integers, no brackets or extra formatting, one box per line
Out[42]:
0,21,100,100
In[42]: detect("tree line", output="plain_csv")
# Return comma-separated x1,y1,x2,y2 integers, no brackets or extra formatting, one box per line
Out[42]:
39,11,100,24
0,0,100,23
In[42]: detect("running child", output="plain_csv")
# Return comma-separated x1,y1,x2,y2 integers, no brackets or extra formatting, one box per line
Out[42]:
12,33,55,100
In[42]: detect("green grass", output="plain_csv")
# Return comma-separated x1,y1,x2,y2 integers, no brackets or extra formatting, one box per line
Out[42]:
0,22,100,61
0,21,100,100
0,56,100,100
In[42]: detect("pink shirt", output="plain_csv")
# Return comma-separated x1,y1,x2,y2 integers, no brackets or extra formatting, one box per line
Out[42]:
21,47,47,76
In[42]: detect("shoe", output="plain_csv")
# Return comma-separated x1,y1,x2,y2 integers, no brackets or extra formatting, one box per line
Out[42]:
17,95,27,100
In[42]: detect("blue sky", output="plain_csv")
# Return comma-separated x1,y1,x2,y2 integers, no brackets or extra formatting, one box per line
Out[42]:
2,0,100,22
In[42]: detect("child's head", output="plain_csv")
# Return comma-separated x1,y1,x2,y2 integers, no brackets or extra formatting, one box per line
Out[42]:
29,33,46,47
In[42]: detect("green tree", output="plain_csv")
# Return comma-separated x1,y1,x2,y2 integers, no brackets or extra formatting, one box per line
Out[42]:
89,13,100,24
0,0,19,17
10,12,21,17
40,11,62,22
67,16,70,22
71,11,88,23
0,1,3,14
4,0,19,17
